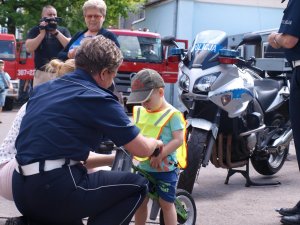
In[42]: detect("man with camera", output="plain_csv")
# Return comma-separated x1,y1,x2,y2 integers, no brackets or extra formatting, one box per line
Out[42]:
25,5,71,87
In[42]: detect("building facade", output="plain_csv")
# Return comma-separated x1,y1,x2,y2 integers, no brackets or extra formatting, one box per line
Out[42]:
125,0,288,108
131,0,287,45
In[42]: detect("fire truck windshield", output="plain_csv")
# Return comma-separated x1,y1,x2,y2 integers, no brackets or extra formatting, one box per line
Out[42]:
0,40,16,61
117,35,162,62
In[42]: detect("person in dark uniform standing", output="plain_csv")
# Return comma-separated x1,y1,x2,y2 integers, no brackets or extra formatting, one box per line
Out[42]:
12,35,163,225
26,5,71,87
268,0,300,224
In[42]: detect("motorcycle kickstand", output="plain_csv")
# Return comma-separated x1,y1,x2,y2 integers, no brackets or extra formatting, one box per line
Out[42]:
224,160,281,187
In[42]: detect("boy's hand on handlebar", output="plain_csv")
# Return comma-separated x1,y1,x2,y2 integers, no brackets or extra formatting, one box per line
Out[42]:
150,145,164,169
150,154,163,169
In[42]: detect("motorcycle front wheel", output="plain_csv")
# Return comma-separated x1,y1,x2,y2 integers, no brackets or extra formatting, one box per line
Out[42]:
159,189,197,225
177,128,207,194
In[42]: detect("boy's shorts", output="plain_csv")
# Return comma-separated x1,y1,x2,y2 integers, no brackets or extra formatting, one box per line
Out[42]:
147,169,179,203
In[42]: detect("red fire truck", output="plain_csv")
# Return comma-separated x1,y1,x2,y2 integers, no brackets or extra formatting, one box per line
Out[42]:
109,29,188,112
0,31,34,110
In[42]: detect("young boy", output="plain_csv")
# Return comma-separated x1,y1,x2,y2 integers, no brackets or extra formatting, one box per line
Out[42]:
127,68,187,225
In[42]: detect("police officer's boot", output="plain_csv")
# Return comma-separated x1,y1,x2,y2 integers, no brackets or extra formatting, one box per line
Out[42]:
276,201,300,216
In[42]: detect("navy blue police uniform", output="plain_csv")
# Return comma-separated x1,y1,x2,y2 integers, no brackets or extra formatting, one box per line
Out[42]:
13,68,148,225
27,26,71,70
278,0,300,169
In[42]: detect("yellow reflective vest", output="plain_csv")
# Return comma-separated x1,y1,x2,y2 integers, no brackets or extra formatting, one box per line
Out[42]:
133,105,187,169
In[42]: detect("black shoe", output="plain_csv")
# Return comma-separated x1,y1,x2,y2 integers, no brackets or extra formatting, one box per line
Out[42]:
276,201,300,216
5,216,27,225
281,214,300,225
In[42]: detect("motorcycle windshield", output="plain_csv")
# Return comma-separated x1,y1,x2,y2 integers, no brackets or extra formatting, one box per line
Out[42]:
189,30,227,69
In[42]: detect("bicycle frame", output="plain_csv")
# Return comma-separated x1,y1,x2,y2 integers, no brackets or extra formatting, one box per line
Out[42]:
111,146,189,222
132,164,189,222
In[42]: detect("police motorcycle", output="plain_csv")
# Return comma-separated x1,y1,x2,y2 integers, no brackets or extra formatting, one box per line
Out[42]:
170,30,292,194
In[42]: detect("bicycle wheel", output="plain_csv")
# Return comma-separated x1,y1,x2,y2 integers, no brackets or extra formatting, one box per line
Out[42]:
159,189,196,225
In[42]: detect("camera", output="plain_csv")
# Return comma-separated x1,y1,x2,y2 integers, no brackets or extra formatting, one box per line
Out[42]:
39,17,62,31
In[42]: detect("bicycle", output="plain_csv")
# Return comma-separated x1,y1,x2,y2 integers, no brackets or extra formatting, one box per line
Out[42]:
109,144,197,225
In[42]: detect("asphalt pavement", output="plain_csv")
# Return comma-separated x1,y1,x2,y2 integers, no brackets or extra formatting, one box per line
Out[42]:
1,108,300,225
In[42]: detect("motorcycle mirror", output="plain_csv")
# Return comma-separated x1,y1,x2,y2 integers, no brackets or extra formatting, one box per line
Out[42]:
162,36,178,47
237,33,262,48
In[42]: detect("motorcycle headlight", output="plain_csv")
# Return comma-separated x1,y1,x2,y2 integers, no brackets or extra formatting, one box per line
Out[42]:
179,72,190,92
193,72,221,93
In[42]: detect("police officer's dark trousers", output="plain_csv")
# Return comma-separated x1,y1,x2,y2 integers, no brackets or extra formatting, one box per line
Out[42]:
12,164,148,225
290,66,300,170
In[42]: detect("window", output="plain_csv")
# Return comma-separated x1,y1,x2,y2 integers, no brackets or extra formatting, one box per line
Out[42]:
117,35,162,62
0,40,16,60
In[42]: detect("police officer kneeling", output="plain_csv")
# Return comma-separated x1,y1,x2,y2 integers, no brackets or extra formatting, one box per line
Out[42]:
13,35,163,225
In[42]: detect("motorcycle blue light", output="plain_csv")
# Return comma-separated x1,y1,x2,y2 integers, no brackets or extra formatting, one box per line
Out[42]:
219,49,239,57
218,49,239,64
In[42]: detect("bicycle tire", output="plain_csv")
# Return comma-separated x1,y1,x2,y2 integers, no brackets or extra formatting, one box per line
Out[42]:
159,188,196,225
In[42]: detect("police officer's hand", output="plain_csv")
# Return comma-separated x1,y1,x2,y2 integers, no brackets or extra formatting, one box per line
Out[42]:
156,140,164,150
268,32,281,49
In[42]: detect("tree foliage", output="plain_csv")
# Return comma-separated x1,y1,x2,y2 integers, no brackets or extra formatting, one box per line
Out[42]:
0,0,145,39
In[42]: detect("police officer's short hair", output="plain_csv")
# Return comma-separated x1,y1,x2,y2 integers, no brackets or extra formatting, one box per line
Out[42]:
75,35,123,75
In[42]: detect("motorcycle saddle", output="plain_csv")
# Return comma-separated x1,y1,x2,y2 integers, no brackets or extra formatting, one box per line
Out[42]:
254,79,284,112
